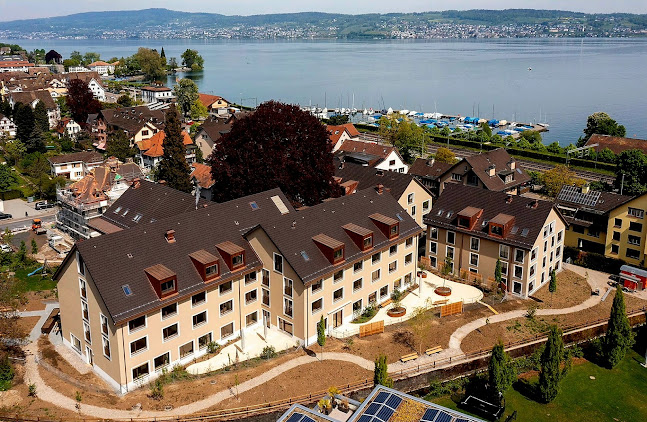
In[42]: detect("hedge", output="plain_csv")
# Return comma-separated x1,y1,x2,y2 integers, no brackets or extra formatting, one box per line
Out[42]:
0,190,23,201
564,246,625,274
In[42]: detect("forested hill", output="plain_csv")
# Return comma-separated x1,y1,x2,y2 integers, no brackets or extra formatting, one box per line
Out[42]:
0,8,645,39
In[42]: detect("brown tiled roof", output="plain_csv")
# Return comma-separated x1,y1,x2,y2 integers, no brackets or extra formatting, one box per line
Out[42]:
145,264,176,280
197,119,232,143
409,158,454,181
189,249,218,265
137,130,192,158
198,93,229,108
86,217,122,234
554,185,633,215
190,163,215,189
64,71,104,87
445,148,530,191
10,89,57,110
425,184,565,250
334,159,428,200
585,134,647,155
47,151,104,165
142,85,171,92
312,233,344,249
326,123,360,145
337,140,395,160
217,241,245,255
100,106,165,135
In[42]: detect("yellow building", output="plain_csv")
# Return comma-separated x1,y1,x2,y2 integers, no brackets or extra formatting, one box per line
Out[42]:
605,192,647,266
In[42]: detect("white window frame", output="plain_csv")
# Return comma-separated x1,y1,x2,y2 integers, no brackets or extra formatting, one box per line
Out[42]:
154,351,171,372
499,244,509,260
311,298,323,314
429,241,437,255
406,237,414,248
284,277,293,298
160,302,178,320
531,247,538,262
179,340,195,359
514,249,525,264
219,280,233,296
333,287,344,303
447,231,455,245
470,237,480,252
162,322,180,342
354,260,363,273
405,253,413,266
132,362,150,381
191,291,207,308
101,336,111,360
389,260,397,273
245,288,258,305
407,192,414,204
220,299,234,316
470,253,479,268
198,332,213,350
128,315,147,335
100,313,109,336
192,310,208,329
513,265,523,280
446,245,454,260
283,297,293,318
245,311,259,327
129,335,148,357
311,279,323,294
273,252,284,274
70,333,82,353
372,252,381,265
429,227,438,240
79,278,87,299
220,322,235,340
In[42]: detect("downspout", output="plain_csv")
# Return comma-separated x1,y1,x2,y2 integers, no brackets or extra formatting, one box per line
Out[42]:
238,275,243,345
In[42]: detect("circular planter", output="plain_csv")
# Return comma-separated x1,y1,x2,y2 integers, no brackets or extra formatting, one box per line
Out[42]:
434,286,452,297
387,307,407,317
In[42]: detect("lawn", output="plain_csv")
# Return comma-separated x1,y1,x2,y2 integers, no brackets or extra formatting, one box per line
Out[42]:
429,348,647,422
11,264,57,292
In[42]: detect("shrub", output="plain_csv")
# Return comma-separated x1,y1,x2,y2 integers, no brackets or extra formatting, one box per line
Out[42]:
0,354,14,391
150,378,164,400
28,383,36,397
564,246,624,274
206,341,220,354
260,345,277,360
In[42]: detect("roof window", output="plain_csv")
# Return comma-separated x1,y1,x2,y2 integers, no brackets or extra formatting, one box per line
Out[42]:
122,285,132,296
114,206,122,214
250,201,259,210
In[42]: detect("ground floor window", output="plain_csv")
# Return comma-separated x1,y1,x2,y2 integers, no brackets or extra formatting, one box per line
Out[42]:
404,273,412,284
154,352,170,371
429,256,437,269
220,322,234,339
368,291,377,304
379,285,389,299
179,341,194,358
353,299,362,313
246,311,258,327
71,334,81,353
132,362,149,380
513,282,522,295
394,278,402,290
198,333,212,350
278,318,293,336
529,281,535,293
312,298,323,314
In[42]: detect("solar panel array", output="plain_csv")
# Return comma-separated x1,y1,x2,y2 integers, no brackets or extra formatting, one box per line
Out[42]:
420,407,453,422
286,412,317,422
357,391,403,422
557,185,601,207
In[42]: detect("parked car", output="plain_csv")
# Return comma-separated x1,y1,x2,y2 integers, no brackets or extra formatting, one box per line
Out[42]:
0,212,12,220
35,202,56,210
0,244,12,253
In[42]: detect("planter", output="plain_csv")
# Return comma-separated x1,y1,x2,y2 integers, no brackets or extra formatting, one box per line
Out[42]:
434,286,452,297
387,307,407,317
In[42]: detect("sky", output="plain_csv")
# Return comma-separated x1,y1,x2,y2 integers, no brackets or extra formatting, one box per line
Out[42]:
0,0,645,22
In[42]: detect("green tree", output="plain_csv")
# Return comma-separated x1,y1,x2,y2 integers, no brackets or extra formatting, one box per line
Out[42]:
435,147,457,164
328,114,350,125
317,315,326,359
31,239,38,254
549,269,557,306
117,94,134,107
13,103,35,144
0,354,15,391
615,149,647,196
16,240,27,263
4,140,26,166
538,325,565,403
480,121,492,139
190,101,208,121
160,47,166,59
181,49,204,71
0,164,17,192
488,342,516,402
541,165,586,197
579,112,626,147
106,131,136,162
373,354,393,388
546,142,563,154
597,147,616,164
82,52,100,66
156,107,191,193
494,258,502,288
59,134,74,152
602,288,635,368
33,101,49,132
173,78,201,117
135,48,166,82
25,153,51,198
70,51,83,64
168,57,178,70
26,126,46,154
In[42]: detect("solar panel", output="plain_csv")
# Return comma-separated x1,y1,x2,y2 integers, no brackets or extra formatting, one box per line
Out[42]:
365,403,381,415
434,412,452,422
302,416,316,422
286,413,302,422
421,408,439,421
556,185,601,207
454,419,470,422
376,406,394,422
358,415,373,422
374,392,389,404
385,395,402,409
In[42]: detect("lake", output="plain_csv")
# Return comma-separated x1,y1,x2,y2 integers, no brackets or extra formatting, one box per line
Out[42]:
3,38,647,146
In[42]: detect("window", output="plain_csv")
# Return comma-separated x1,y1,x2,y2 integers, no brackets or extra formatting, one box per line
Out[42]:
83,322,91,343
513,282,522,295
628,235,641,246
278,319,293,335
130,337,147,355
405,253,413,265
406,237,413,248
372,269,381,282
490,225,503,237
422,200,430,211
232,254,243,267
193,311,207,328
353,299,362,313
556,246,561,257
333,248,344,261
284,298,293,317
161,303,177,319
628,207,644,219
588,229,600,238
161,279,175,295
389,261,397,273
630,222,643,232
180,341,194,358
133,213,143,223
499,244,509,260
405,273,412,284
447,231,455,245
128,315,146,334
557,230,563,243
513,265,523,279
372,252,381,264
429,241,437,255
220,300,233,316
71,334,81,353
334,270,343,283
429,256,437,268
544,241,548,252
311,279,323,293
245,289,258,304
163,323,179,341
205,263,219,278
262,269,270,287
614,218,622,228
613,231,621,241
368,291,377,304
219,280,232,295
390,245,397,256
530,264,536,278
284,277,293,297
390,159,396,166
100,314,109,336
514,249,525,263
352,277,363,291
262,288,270,306
245,271,257,285
531,248,537,262
364,236,373,249
446,246,454,260
470,237,480,252
219,322,234,339
352,261,363,273
77,252,85,276
626,248,641,259
394,278,402,290
407,193,414,204
312,298,323,313
132,362,149,381
246,311,258,327
429,227,438,240
81,301,89,321
611,244,619,254
192,291,206,307
501,262,508,280
101,336,110,359
451,173,462,181
411,206,416,216
572,225,585,234
198,333,212,350
79,278,87,298
542,257,546,268
470,253,479,267
378,286,388,300
274,253,283,273
333,288,344,302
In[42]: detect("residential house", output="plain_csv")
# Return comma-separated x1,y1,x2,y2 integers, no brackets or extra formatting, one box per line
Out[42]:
93,106,165,149
337,140,409,173
136,129,195,170
424,184,566,298
194,118,232,158
56,118,82,139
326,123,361,152
198,94,230,113
64,72,106,101
0,60,34,73
141,86,173,104
190,163,215,201
0,112,16,137
409,157,455,197
555,185,632,255
334,159,432,228
585,134,647,156
54,186,421,392
8,89,60,128
68,66,90,73
436,148,530,196
56,160,144,239
605,192,647,266
87,61,118,76
48,151,104,181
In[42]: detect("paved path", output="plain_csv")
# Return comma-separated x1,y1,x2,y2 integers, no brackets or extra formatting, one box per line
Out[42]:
18,302,58,343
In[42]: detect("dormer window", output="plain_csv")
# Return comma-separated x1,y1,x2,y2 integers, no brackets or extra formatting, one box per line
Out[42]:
190,250,220,282
370,213,399,240
313,234,345,265
458,217,470,228
232,253,243,268
343,223,374,252
333,248,343,261
206,264,218,277
490,225,504,237
160,279,175,295
145,264,178,299
390,225,399,237
363,236,373,249
216,241,246,271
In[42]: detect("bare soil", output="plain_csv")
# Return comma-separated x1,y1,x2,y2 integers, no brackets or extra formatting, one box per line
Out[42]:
18,291,54,312
532,269,591,309
16,316,40,336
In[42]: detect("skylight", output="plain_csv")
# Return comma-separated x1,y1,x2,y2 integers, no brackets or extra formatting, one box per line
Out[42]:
250,201,259,210
113,206,122,214
436,209,444,216
122,208,129,216
521,228,530,237
132,213,143,223
122,285,132,296
396,213,404,221
510,226,519,234
300,250,310,261
446,211,454,218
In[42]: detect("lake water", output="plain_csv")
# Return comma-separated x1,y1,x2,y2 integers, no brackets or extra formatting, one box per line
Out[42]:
4,38,647,145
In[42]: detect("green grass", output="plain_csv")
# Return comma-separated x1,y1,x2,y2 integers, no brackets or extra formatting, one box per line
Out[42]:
10,264,57,293
429,349,647,422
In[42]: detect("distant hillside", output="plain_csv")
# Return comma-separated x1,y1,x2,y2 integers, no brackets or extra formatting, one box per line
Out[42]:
0,8,645,39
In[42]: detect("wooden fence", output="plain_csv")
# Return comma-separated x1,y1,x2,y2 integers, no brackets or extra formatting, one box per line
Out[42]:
440,301,463,317
359,320,384,338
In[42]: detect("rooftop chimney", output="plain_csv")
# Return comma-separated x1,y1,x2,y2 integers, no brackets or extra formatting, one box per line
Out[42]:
376,184,384,194
508,160,516,170
159,180,167,185
581,184,590,194
132,178,141,189
427,157,435,166
531,199,539,209
506,195,513,204
165,229,176,243
487,165,496,177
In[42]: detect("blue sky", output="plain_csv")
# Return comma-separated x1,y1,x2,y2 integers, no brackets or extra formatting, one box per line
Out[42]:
0,0,645,21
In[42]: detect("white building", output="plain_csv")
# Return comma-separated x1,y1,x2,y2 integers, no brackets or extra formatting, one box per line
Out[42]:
87,61,118,76
48,151,105,181
56,118,82,139
0,113,16,137
141,86,173,104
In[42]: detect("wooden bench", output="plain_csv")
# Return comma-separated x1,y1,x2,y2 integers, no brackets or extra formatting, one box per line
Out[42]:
400,353,418,363
379,299,393,309
432,299,449,307
425,346,443,356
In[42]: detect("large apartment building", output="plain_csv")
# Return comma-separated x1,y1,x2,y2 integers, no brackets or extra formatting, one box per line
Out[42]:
424,185,566,298
54,185,422,393
605,192,647,266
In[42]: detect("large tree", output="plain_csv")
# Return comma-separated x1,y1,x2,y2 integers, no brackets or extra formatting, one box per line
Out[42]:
434,147,457,164
25,126,46,154
615,149,647,196
541,165,585,197
106,130,136,162
13,102,35,144
208,101,341,206
378,115,426,163
33,101,49,132
538,325,565,403
156,106,192,193
602,288,634,368
135,48,166,82
0,164,17,192
181,49,204,71
488,342,516,402
578,112,626,147
173,78,201,117
66,78,101,126
373,354,393,388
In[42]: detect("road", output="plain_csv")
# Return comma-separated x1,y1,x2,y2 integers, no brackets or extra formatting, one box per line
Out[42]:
0,211,57,232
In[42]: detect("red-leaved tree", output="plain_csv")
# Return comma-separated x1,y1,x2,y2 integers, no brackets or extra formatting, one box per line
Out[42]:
208,101,341,206
66,78,101,126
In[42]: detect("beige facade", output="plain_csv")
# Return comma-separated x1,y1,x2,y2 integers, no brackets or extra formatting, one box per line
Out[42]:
605,195,647,266
397,180,432,229
426,208,565,298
